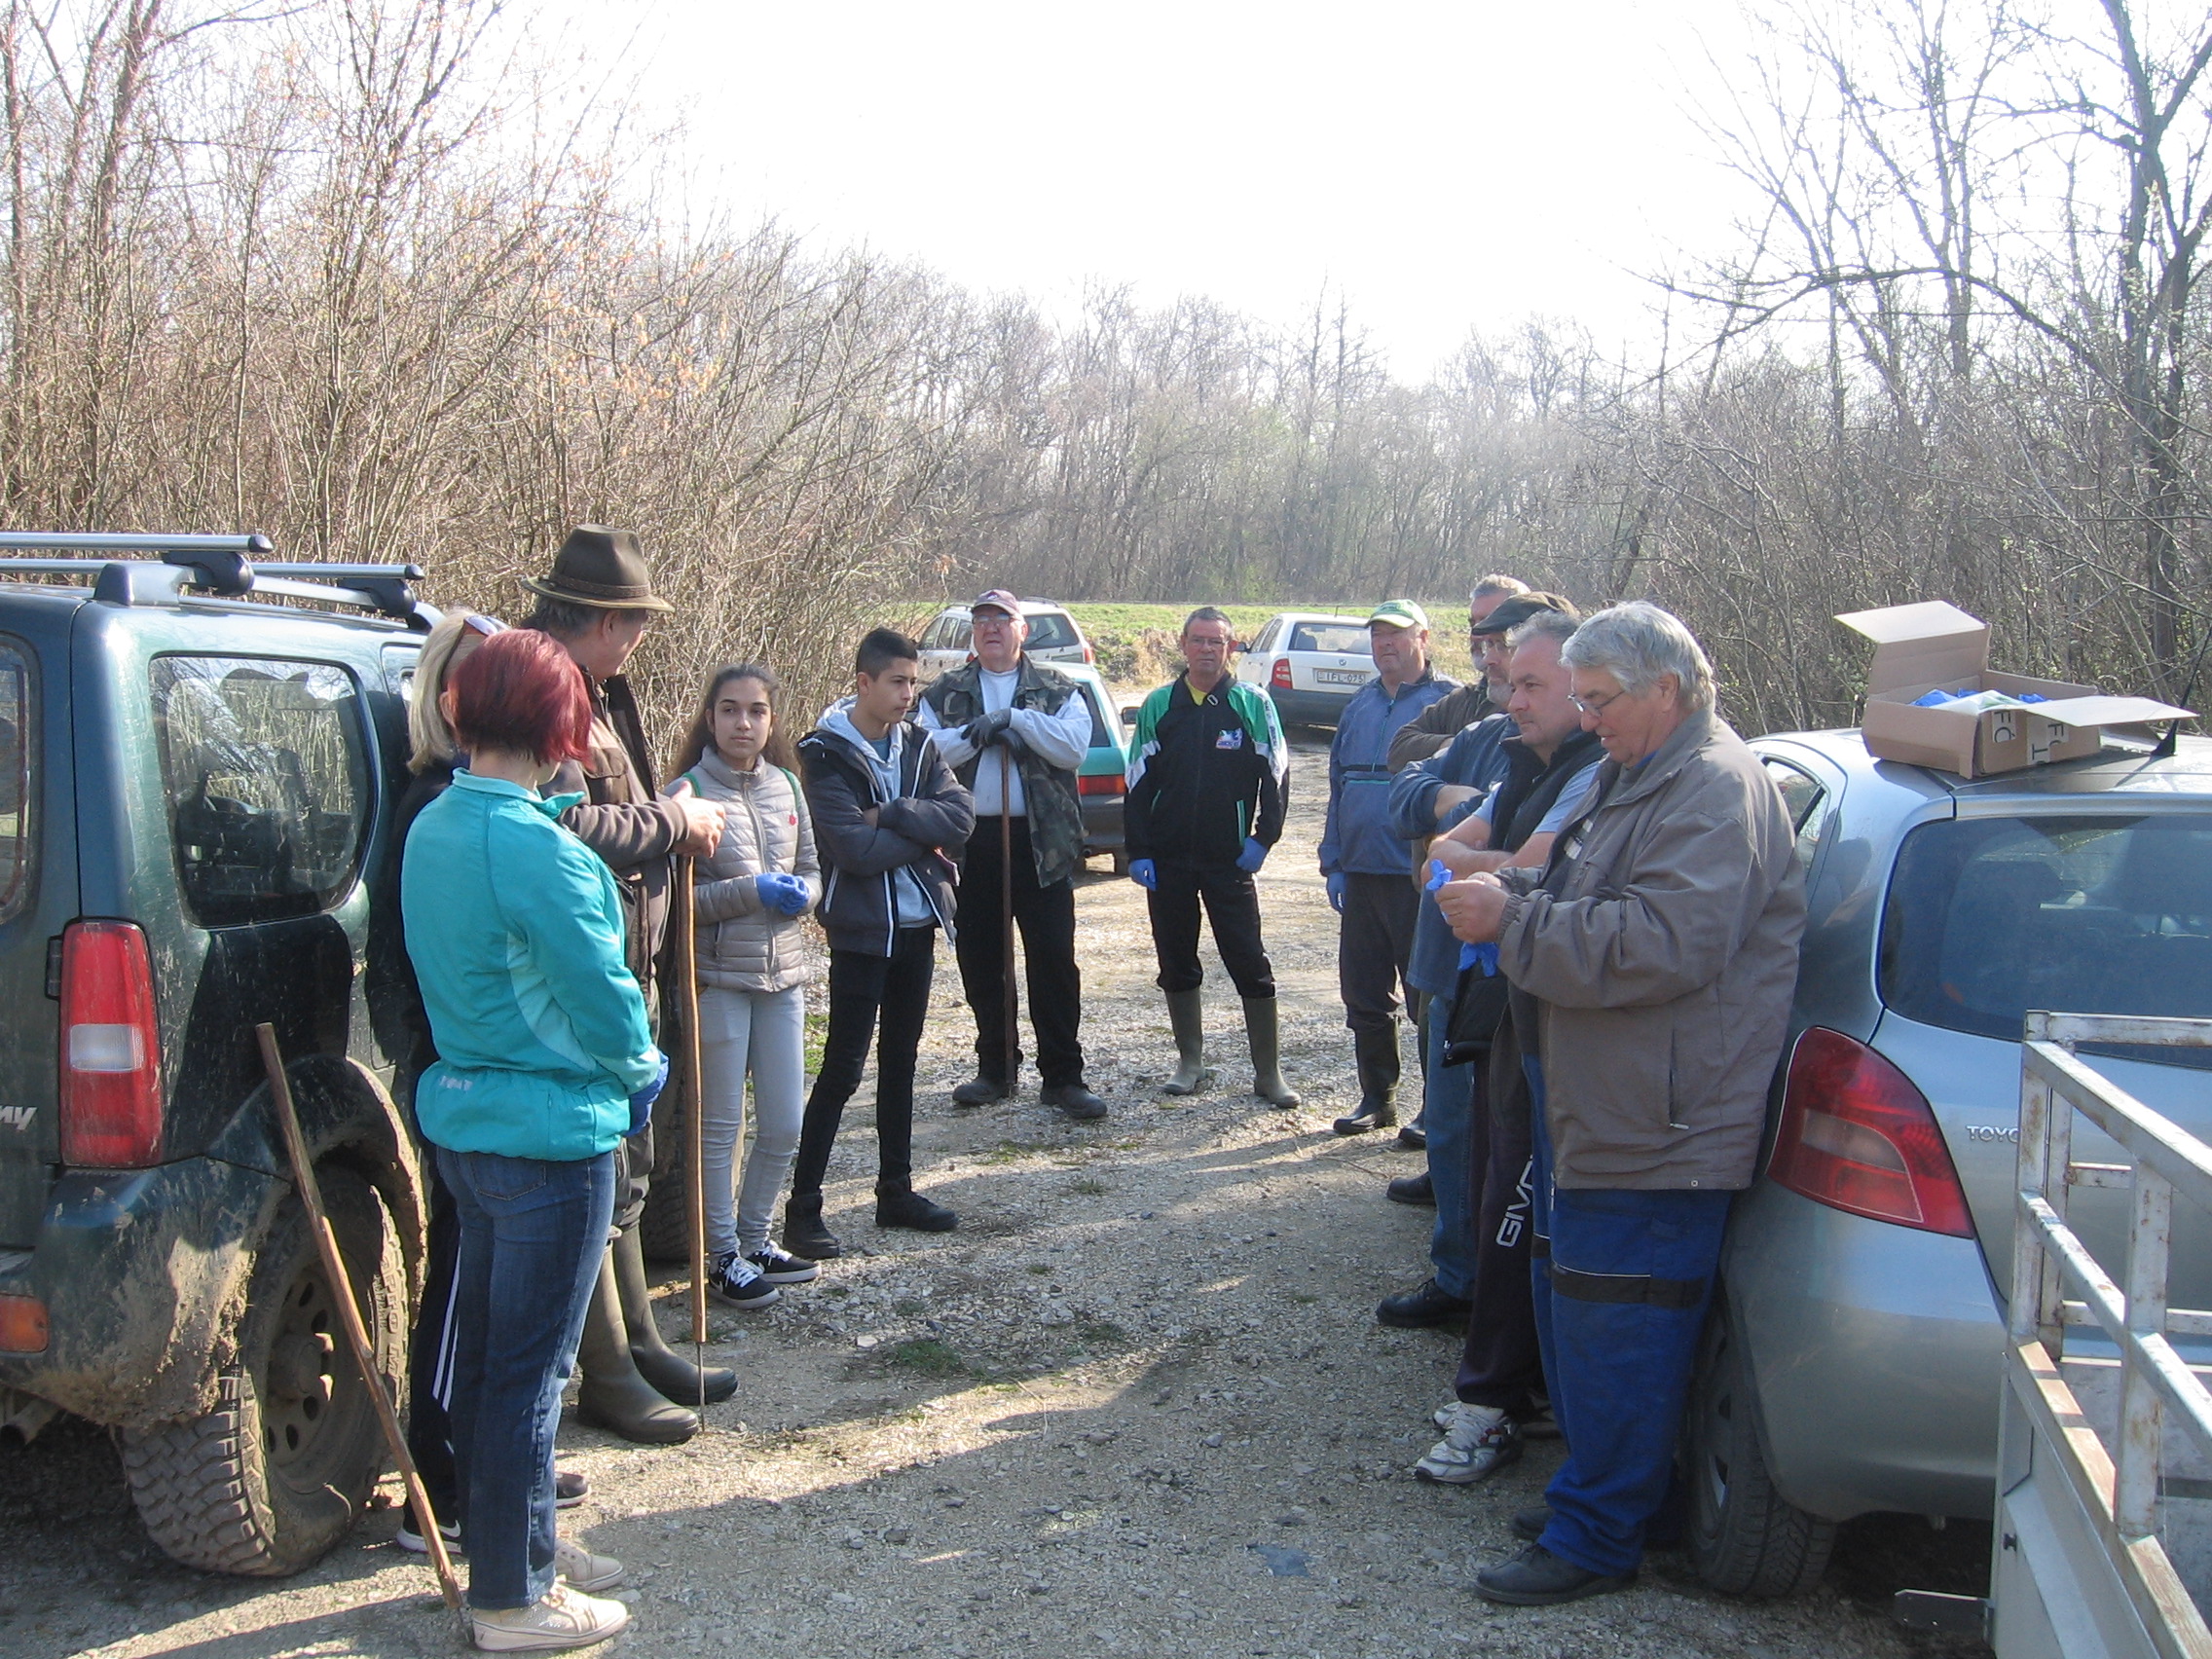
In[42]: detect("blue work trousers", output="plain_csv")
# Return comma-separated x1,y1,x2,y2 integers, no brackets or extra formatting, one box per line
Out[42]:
439,1144,616,1610
1421,988,1478,1299
1528,1064,1731,1579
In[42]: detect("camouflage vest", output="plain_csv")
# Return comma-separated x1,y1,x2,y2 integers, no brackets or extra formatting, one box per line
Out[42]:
922,656,1087,887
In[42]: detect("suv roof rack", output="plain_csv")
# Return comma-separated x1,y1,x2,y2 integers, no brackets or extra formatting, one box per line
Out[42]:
0,532,434,630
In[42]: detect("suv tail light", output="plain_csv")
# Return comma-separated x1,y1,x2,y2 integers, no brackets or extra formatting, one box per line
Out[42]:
1083,641,1095,665
1271,657,1293,690
1767,1027,1972,1236
58,920,164,1167
1078,772,1124,797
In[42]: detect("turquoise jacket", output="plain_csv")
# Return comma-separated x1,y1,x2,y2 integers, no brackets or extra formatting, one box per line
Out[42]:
401,772,661,1161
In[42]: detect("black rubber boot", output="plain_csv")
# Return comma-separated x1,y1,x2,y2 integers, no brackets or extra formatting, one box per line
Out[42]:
783,1194,842,1260
875,1182,958,1232
610,1225,737,1406
1334,1023,1401,1134
573,1251,699,1445
1160,990,1212,1095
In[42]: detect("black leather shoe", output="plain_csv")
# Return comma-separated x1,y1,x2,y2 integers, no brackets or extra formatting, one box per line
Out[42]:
1511,1506,1551,1543
952,1075,1011,1107
1043,1082,1108,1121
1396,1121,1428,1151
876,1186,959,1232
1375,1276,1471,1329
1385,1171,1434,1206
1472,1542,1634,1606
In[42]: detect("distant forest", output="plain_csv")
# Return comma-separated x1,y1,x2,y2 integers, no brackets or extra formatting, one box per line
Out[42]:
5,0,2211,732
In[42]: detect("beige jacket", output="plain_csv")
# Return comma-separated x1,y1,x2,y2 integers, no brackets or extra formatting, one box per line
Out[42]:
1496,709,1804,1191
672,749,822,996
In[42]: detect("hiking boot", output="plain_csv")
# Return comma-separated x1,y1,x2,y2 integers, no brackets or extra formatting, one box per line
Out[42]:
705,1251,779,1310
1472,1542,1634,1607
1376,1276,1471,1329
746,1243,820,1284
471,1582,631,1651
1160,989,1213,1095
784,1194,842,1260
876,1184,958,1232
552,1538,624,1594
952,1075,1011,1107
1241,996,1302,1107
1044,1081,1109,1121
1385,1170,1434,1206
1415,1403,1523,1484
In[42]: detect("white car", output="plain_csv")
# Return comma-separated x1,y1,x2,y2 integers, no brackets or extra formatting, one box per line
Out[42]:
1235,611,1374,726
916,600,1092,677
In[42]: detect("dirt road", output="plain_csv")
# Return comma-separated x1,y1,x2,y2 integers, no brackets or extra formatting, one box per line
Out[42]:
0,739,1987,1658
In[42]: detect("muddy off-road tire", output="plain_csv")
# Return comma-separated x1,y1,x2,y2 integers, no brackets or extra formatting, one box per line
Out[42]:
122,1169,405,1576
1682,1303,1837,1598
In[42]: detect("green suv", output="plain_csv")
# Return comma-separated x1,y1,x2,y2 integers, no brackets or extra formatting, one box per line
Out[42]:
0,534,431,1576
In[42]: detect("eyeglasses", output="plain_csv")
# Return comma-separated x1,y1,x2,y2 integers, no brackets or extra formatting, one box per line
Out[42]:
1569,686,1630,717
463,612,507,638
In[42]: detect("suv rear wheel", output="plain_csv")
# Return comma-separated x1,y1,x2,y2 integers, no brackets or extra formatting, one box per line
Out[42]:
1683,1302,1837,1597
122,1168,404,1575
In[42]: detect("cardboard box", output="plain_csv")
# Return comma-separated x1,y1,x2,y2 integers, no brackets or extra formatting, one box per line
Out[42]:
1834,601,2194,777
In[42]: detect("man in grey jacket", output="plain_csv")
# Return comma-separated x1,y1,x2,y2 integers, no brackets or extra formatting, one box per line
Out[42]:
1437,603,1805,1608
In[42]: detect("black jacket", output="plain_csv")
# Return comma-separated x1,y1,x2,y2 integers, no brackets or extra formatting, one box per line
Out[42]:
796,714,975,957
1124,675,1289,866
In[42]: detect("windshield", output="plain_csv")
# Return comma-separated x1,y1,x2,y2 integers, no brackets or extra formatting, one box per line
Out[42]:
1024,612,1078,651
1290,623,1369,655
1880,814,2212,1064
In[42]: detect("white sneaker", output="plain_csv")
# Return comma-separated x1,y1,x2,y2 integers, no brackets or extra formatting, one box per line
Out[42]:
471,1581,630,1651
552,1537,624,1593
1414,1402,1522,1484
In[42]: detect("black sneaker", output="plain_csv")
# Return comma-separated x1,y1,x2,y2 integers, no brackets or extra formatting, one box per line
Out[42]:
1376,1277,1471,1329
951,1075,1010,1107
784,1199,842,1260
705,1252,780,1309
746,1244,820,1285
1385,1171,1434,1206
1472,1542,1634,1606
396,1513,461,1554
876,1186,958,1232
556,1468,589,1509
1511,1505,1551,1543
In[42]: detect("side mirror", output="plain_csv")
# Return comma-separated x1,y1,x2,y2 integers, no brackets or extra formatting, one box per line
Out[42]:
1120,706,1138,725
1235,641,1252,653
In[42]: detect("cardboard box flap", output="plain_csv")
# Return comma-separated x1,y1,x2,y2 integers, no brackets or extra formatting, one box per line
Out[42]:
2017,695,2195,728
1835,602,1990,696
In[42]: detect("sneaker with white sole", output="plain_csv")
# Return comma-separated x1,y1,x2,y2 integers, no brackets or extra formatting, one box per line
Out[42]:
1415,1401,1523,1484
552,1537,624,1594
395,1514,461,1554
704,1251,779,1309
471,1582,630,1651
746,1243,820,1285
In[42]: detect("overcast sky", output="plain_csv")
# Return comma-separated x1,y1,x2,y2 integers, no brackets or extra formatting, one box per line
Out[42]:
543,1,1758,378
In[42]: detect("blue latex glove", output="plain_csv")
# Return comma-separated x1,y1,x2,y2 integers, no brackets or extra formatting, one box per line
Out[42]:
754,871,809,916
1325,870,1346,913
1424,859,1453,894
627,1050,670,1135
1457,940,1500,977
1129,857,1158,891
1235,837,1268,873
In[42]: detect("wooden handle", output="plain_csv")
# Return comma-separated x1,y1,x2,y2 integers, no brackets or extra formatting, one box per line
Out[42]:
675,859,709,1361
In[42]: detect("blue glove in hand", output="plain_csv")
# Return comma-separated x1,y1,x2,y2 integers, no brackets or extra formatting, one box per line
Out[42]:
754,871,810,916
1325,870,1346,913
1235,837,1268,873
1424,859,1453,895
1129,857,1158,891
627,1050,670,1135
1457,940,1500,977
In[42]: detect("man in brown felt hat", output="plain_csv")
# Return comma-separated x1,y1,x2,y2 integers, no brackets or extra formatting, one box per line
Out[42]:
518,525,733,1445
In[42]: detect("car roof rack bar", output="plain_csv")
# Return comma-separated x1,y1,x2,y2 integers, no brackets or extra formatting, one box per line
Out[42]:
0,534,434,630
0,532,271,555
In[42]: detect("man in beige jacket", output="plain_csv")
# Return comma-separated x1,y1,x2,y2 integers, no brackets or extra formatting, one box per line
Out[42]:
1437,602,1804,1608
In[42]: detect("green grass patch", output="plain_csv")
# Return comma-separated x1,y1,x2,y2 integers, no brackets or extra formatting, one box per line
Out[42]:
884,1338,976,1379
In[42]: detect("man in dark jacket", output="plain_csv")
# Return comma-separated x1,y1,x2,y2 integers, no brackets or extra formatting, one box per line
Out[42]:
918,590,1106,1121
1124,608,1299,1106
789,628,976,1256
523,528,733,1444
1386,574,1529,770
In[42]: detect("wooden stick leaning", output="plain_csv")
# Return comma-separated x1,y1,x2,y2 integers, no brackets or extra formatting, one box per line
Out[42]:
674,856,709,1408
1000,746,1017,1088
253,1022,465,1624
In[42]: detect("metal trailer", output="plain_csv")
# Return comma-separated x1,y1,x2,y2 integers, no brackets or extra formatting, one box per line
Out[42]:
1989,1011,2212,1658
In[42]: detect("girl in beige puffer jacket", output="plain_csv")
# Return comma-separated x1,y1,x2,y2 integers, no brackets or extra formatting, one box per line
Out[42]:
668,665,823,1306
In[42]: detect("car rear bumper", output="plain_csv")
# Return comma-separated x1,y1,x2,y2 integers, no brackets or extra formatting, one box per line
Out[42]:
1081,796,1124,855
0,1156,279,1430
1269,688,1354,727
1723,1179,2006,1521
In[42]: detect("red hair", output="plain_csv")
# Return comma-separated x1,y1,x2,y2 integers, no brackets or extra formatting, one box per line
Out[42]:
448,628,594,766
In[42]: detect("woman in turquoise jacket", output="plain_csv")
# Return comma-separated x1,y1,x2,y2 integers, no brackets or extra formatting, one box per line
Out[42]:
402,627,661,1651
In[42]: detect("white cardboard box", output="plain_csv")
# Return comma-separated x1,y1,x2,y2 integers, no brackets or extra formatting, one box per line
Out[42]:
1833,601,2193,777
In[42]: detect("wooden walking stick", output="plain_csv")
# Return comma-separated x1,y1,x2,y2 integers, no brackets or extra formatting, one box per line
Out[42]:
673,856,709,1412
254,1023,465,1628
999,746,1017,1088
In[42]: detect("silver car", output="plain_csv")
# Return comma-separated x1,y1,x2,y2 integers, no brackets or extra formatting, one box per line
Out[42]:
1685,728,2212,1597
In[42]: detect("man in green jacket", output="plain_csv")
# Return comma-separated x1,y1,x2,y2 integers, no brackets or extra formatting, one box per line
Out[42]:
1124,608,1300,1107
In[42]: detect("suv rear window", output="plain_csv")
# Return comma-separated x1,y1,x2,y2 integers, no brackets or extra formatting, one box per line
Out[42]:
151,657,371,927
0,642,32,919
1880,815,2212,1060
1024,612,1078,652
1290,623,1369,655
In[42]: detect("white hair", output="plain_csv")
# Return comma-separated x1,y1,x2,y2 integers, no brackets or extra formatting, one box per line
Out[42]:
1560,602,1714,713
1471,572,1529,604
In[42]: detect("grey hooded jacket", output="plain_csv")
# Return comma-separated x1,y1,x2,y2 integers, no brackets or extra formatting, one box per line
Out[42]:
670,748,822,995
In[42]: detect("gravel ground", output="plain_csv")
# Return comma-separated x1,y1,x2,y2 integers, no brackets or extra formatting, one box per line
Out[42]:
0,738,1993,1658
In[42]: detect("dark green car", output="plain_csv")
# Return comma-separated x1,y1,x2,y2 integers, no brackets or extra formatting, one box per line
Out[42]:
0,535,431,1576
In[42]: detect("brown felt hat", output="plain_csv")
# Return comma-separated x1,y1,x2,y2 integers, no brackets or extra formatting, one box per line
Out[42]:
520,526,674,613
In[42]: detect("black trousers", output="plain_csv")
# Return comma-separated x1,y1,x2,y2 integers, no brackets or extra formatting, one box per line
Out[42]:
1146,860,1274,999
1339,871,1419,1036
791,928,936,1197
1455,1038,1544,1415
955,819,1085,1088
404,1153,460,1522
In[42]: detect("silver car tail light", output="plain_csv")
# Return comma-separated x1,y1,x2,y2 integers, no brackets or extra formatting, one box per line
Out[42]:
1767,1027,1972,1236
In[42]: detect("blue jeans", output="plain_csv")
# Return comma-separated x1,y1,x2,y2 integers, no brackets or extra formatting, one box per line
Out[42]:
1526,1062,1732,1579
1421,989,1477,1299
438,1145,616,1609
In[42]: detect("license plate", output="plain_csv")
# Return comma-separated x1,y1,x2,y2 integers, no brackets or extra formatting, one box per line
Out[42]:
1313,668,1371,686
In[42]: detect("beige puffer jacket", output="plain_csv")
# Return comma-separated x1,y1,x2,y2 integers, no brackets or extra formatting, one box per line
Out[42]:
671,749,822,995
